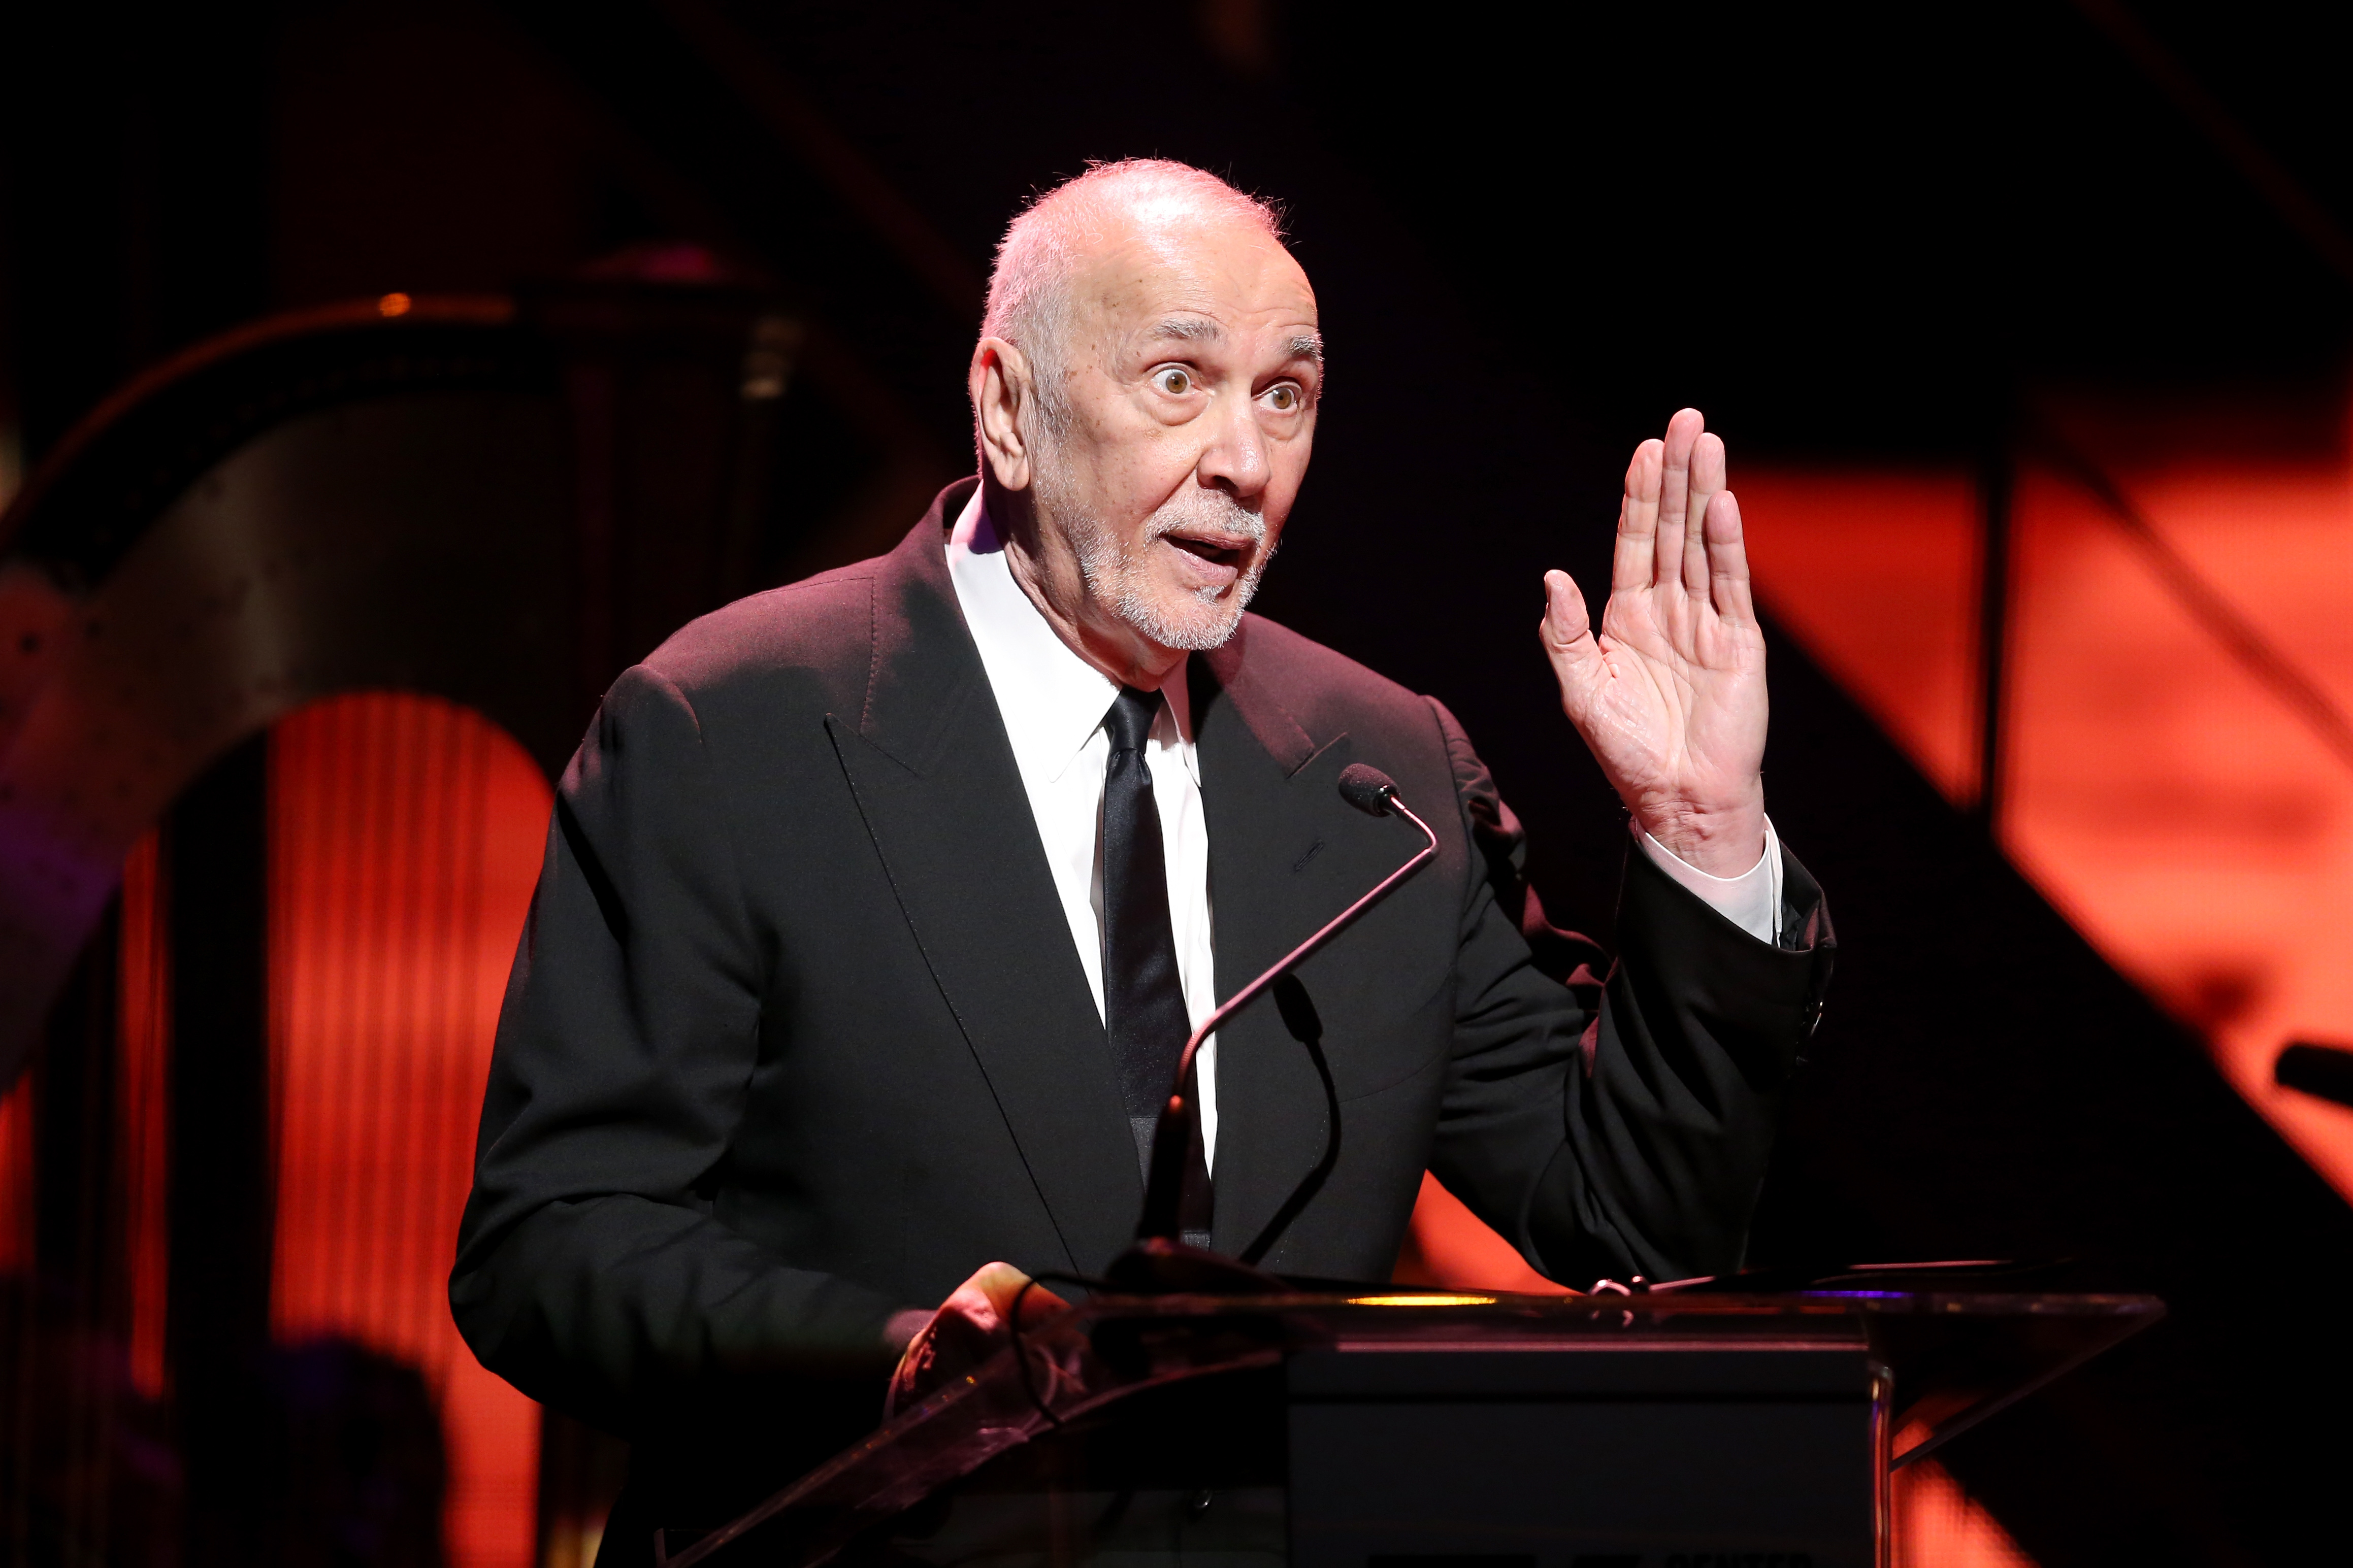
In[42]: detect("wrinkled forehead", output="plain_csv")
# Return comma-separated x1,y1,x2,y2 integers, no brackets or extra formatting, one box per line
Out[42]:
1071,213,1318,346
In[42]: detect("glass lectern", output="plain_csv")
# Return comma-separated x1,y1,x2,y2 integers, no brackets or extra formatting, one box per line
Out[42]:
659,1283,2162,1568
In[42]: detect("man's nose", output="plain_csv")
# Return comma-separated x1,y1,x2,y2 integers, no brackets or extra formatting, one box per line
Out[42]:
1195,390,1270,497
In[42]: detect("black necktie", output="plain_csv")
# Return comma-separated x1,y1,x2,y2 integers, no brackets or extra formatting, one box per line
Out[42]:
1100,685,1213,1246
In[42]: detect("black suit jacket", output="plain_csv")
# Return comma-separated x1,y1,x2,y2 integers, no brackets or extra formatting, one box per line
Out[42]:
451,478,1833,1520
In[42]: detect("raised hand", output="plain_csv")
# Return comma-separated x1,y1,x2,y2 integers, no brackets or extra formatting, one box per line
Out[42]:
1538,408,1769,877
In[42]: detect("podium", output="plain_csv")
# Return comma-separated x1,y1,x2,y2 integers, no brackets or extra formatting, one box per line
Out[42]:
662,1283,2162,1568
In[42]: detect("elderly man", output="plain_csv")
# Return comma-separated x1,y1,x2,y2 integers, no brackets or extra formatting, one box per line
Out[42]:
453,159,1832,1545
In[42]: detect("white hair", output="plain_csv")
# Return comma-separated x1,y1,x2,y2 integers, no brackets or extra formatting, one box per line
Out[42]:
979,159,1286,439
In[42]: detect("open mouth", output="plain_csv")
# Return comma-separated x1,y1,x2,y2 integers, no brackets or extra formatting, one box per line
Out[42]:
1158,530,1251,588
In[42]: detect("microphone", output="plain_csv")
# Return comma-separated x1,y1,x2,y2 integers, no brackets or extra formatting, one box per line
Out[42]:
1131,764,1440,1251
1336,762,1399,815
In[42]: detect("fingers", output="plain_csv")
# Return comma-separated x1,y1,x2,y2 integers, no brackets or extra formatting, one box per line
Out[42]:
1611,441,1663,591
1703,488,1758,626
1684,431,1726,593
1611,409,1741,624
1653,408,1705,589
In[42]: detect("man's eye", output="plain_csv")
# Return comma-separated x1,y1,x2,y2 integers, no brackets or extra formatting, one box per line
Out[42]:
1265,384,1300,412
1154,366,1194,395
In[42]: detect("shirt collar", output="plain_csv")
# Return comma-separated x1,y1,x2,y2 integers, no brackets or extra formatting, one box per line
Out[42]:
945,486,1194,786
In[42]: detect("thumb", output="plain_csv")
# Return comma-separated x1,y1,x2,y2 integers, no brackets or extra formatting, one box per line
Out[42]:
1538,570,1605,714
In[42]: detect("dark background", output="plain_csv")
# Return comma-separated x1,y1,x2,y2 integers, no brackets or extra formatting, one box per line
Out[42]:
7,3,2353,1562
15,0,2353,910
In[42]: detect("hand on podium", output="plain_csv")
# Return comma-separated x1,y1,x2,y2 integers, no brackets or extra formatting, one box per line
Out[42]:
885,1261,1072,1418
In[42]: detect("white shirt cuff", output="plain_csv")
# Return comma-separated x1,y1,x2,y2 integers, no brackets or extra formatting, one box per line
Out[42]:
1635,817,1781,944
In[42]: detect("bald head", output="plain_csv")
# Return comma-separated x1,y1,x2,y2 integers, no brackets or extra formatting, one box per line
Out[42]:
981,160,1294,433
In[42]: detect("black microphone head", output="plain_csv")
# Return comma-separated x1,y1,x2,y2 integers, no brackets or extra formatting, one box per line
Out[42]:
1337,764,1399,816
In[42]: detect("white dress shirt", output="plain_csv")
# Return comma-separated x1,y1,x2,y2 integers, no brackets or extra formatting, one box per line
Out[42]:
943,488,1780,1173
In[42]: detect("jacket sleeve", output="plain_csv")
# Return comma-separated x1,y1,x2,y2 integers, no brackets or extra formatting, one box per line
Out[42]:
1422,698,1835,1286
449,664,901,1441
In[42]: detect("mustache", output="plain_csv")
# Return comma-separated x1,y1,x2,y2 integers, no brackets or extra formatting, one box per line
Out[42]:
1142,492,1268,543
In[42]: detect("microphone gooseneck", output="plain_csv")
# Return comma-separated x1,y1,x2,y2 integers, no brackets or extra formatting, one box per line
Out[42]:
1134,766,1440,1246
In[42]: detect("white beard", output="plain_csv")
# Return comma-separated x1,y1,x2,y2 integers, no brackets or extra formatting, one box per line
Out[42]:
1033,457,1274,652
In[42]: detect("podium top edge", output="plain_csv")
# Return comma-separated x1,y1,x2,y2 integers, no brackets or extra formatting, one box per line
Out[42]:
1074,1289,2167,1319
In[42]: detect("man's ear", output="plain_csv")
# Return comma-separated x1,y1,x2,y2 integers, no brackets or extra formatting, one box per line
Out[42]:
969,338,1034,492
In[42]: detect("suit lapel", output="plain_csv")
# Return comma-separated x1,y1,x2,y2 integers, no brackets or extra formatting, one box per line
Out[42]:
1194,632,1400,1266
827,484,1139,1275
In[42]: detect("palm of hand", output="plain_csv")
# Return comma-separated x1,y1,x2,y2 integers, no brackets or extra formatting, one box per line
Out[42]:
1540,410,1769,874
